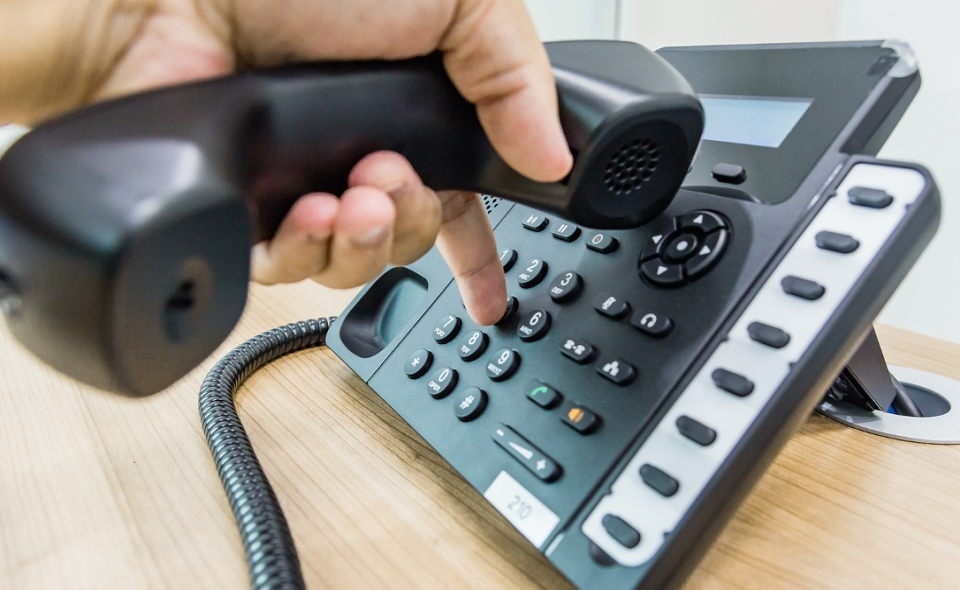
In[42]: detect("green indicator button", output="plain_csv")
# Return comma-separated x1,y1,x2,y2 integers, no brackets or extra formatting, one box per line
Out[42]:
525,379,560,409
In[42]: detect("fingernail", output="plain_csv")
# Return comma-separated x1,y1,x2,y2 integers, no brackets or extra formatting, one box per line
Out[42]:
385,182,410,201
351,226,389,248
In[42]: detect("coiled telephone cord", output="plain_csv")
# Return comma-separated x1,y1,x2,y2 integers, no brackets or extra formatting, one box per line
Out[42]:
199,318,334,590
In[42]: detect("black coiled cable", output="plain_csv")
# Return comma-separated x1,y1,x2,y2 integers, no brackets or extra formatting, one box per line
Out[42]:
199,317,334,590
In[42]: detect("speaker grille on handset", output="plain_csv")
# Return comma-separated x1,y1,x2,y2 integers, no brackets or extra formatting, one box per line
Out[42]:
603,139,660,195
481,194,501,215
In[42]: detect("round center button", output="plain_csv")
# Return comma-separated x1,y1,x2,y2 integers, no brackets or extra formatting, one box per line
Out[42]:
426,367,458,399
486,348,520,381
457,330,489,361
664,232,700,262
404,349,433,378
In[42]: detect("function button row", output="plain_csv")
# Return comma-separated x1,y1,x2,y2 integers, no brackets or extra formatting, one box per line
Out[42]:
433,314,462,344
676,415,716,447
517,309,551,342
426,367,458,399
711,368,754,397
552,222,581,242
486,348,520,381
520,212,620,255
547,271,582,303
848,185,892,209
517,257,548,288
404,349,433,379
781,275,825,301
596,355,637,386
602,514,641,549
458,330,489,361
639,463,679,497
562,403,600,434
499,248,518,271
455,387,488,421
815,230,859,254
747,321,790,349
493,424,561,482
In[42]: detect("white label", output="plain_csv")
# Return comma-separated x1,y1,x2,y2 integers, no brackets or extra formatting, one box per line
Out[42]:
483,471,560,548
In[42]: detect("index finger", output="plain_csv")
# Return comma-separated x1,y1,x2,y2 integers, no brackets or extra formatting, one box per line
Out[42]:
435,191,507,326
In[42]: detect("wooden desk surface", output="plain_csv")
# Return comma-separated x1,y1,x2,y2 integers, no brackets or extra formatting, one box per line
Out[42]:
2,280,960,590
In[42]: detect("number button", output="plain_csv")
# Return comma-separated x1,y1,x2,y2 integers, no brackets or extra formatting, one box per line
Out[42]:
457,330,489,361
516,258,548,288
496,296,519,325
454,387,488,422
404,349,433,379
486,348,521,381
499,248,518,271
517,309,551,342
561,337,595,364
426,367,459,399
547,271,583,303
433,314,462,344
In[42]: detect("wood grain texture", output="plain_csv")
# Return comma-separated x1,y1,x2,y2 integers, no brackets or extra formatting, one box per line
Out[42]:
1,282,959,590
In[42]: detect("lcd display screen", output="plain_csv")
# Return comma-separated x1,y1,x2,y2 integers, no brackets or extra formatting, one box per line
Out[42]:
700,95,814,148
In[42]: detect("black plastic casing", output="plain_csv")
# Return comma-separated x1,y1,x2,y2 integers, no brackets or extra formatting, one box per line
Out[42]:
0,41,702,395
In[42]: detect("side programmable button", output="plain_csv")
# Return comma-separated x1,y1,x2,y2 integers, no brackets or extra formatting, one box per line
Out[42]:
492,425,561,482
815,231,859,254
848,186,893,209
601,514,641,549
747,322,790,349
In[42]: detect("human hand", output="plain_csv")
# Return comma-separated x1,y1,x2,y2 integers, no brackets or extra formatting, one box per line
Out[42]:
0,0,573,325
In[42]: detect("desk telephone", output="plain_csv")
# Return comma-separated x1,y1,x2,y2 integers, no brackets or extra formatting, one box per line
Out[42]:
0,41,941,590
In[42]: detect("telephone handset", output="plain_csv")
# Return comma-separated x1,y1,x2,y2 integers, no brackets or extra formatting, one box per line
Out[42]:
0,41,701,397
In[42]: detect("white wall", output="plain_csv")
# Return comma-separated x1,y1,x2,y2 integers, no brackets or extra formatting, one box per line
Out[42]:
524,0,960,344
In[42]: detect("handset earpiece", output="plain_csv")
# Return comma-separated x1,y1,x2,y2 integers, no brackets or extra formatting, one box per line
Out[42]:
0,40,703,395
